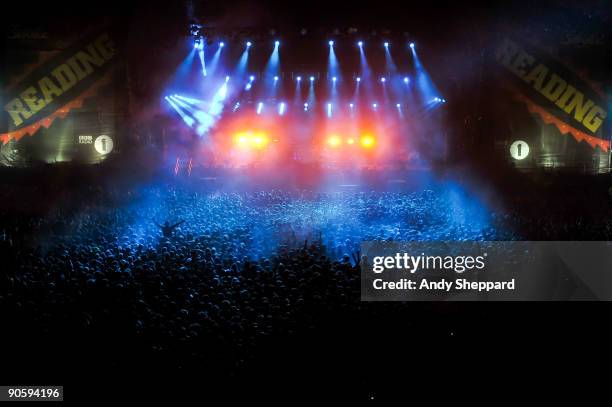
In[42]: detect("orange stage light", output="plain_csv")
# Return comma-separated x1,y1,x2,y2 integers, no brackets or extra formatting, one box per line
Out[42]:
360,134,376,149
236,133,249,147
251,133,269,149
326,134,342,147
233,131,270,150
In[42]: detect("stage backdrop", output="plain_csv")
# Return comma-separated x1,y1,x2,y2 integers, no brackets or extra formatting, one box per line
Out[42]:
494,35,611,173
1,23,127,166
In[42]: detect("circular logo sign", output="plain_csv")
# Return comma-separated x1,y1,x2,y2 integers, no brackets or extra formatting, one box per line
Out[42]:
94,135,114,155
510,140,529,160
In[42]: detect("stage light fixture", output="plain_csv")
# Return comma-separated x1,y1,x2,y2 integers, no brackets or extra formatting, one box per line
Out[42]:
360,134,376,148
396,103,401,108
237,134,249,147
249,75,255,81
329,40,334,46
349,103,354,108
252,133,269,149
297,76,301,81
327,135,342,147
310,76,315,82
234,131,270,150
332,76,337,82
275,40,280,46
384,42,389,47
404,77,409,83
380,77,386,83
356,77,361,82
410,42,415,48
274,76,279,81
246,41,252,48
358,41,363,47
219,42,225,47
372,103,378,109
225,76,230,82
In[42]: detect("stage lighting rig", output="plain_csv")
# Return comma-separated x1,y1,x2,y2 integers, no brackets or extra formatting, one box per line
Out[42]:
189,21,203,38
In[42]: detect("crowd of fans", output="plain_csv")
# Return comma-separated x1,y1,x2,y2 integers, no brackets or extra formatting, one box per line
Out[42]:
1,176,611,395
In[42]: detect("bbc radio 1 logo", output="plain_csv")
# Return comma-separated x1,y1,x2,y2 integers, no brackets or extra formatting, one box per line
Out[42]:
510,140,529,160
79,134,114,155
94,135,113,155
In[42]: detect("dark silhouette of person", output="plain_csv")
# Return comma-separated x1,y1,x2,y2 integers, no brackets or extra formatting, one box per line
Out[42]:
154,220,185,238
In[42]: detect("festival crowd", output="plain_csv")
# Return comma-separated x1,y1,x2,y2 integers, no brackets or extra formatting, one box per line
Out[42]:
1,180,610,395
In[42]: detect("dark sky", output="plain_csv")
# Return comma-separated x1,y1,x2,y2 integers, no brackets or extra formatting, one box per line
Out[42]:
4,0,611,47
187,0,610,31
6,0,612,25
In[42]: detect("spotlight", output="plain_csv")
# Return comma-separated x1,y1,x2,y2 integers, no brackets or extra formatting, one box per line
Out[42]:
357,41,363,47
252,133,269,149
274,76,279,81
297,76,301,81
372,103,378,109
332,76,337,82
275,40,280,46
349,103,354,108
403,77,409,84
356,77,361,82
246,41,252,48
225,75,230,82
396,103,401,108
410,42,415,48
218,83,228,99
234,131,271,150
327,135,341,147
236,134,249,147
329,40,334,46
219,42,225,47
380,77,386,83
360,134,376,148
304,102,309,111
310,76,315,82
249,75,255,81
384,42,389,47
